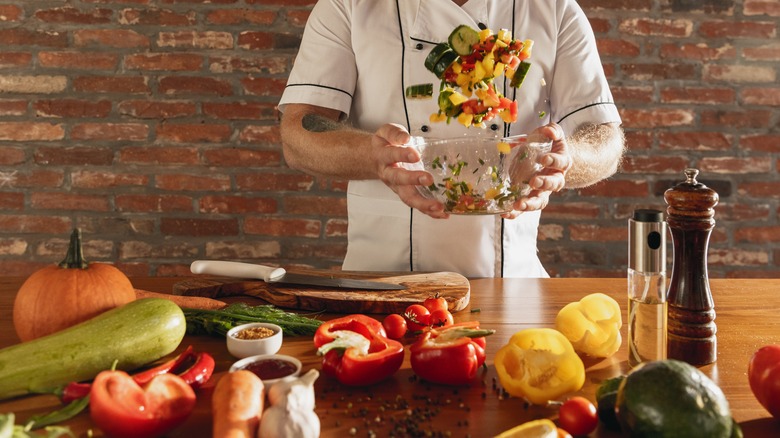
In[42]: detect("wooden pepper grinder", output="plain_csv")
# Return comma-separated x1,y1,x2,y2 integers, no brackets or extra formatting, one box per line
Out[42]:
664,168,719,365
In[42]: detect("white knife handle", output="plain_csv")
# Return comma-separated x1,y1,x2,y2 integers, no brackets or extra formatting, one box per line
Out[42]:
190,260,286,282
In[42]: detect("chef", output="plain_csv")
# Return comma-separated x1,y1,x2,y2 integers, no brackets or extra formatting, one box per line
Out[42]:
277,0,624,278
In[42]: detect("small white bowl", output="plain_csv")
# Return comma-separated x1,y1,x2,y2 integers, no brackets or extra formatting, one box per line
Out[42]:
229,353,302,385
226,322,283,359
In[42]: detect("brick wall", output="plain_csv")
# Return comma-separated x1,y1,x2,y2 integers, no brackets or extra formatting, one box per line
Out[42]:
0,0,777,279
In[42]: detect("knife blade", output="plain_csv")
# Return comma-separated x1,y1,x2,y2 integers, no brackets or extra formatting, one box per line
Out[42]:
190,260,407,291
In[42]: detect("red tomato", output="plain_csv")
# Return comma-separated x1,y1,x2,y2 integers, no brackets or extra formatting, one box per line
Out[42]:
558,396,598,437
429,308,454,328
423,295,448,313
382,313,407,340
90,370,196,438
404,304,431,332
748,344,780,418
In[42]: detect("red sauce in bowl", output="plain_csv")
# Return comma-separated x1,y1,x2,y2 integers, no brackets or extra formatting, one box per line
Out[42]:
241,358,298,380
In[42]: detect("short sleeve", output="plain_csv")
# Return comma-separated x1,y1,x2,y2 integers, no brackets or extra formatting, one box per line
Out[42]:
549,0,621,135
277,0,356,116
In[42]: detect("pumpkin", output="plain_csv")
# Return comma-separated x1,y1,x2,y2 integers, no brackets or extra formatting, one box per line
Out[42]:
13,228,136,342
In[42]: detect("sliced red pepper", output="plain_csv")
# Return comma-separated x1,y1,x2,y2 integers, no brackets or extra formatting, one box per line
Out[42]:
313,314,404,386
410,321,495,385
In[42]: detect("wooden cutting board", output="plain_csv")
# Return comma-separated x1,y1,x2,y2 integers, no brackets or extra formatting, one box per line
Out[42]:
172,270,470,314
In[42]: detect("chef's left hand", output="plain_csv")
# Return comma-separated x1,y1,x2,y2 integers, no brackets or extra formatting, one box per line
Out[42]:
503,122,571,220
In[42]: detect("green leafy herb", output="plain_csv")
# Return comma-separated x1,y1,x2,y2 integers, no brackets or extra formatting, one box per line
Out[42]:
0,413,75,438
183,302,323,337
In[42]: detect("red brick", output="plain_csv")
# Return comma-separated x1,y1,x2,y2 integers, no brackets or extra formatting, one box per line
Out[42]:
699,20,776,38
744,0,780,16
740,134,780,153
0,29,68,47
71,171,148,188
155,174,231,191
588,18,611,34
539,202,601,219
203,148,281,167
620,156,692,174
742,43,780,61
0,215,71,234
117,100,196,119
0,75,67,93
283,195,347,216
245,217,321,238
39,51,118,70
119,240,199,259
285,9,311,27
286,241,346,264
576,179,650,197
71,123,149,141
0,122,64,141
202,102,275,120
537,223,564,241
624,131,653,150
160,218,239,236
239,125,281,144
739,181,780,198
0,193,23,210
158,76,233,96
208,55,289,74
699,157,771,174
709,249,769,266
237,31,273,50
119,146,200,165
701,109,772,128
660,43,736,61
0,5,22,21
241,77,287,97
236,173,313,191
619,108,694,128
157,31,233,49
115,195,193,213
31,193,110,211
74,29,149,48
125,53,202,71
119,8,196,26
0,52,32,67
325,218,348,238
621,63,697,81
199,196,277,214
741,88,780,106
73,76,150,94
660,87,735,104
735,226,780,243
619,18,692,37
157,123,231,143
204,240,281,259
34,147,114,166
34,99,112,118
0,147,25,165
206,9,277,25
34,7,112,24
3,170,63,188
246,0,316,5
715,202,770,221
569,224,626,242
596,39,640,57
705,64,775,82
658,132,732,151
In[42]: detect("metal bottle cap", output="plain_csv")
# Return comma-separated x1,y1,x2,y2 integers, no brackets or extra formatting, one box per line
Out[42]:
629,209,666,274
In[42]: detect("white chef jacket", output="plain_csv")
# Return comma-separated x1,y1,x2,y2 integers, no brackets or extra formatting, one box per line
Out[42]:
278,0,621,278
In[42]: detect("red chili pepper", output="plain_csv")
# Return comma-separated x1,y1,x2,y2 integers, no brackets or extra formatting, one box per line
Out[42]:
410,321,495,385
59,346,214,403
313,314,404,386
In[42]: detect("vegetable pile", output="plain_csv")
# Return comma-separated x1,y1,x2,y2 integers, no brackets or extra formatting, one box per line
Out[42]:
424,24,533,128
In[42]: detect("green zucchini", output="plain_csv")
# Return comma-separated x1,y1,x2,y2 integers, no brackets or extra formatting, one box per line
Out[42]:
448,24,480,56
0,298,186,400
405,83,433,99
432,50,459,79
424,42,454,72
510,61,532,88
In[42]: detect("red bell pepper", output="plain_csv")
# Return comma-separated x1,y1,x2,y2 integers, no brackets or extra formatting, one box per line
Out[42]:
410,321,495,385
60,345,215,403
313,314,404,386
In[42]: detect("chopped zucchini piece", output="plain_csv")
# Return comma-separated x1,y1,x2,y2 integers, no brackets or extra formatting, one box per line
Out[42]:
510,61,531,88
405,83,434,99
448,24,480,56
424,43,454,72
432,50,459,79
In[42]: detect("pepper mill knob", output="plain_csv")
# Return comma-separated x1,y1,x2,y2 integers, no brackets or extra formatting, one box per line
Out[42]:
664,168,719,365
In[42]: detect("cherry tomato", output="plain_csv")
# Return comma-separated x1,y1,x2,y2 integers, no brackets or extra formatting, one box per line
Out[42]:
404,304,431,332
558,396,598,437
382,313,407,340
748,344,780,418
429,308,454,327
423,294,448,313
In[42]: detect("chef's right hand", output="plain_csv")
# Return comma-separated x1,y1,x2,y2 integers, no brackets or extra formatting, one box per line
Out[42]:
371,124,449,219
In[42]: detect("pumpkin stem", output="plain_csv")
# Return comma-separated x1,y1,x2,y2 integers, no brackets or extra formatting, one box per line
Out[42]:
59,228,89,269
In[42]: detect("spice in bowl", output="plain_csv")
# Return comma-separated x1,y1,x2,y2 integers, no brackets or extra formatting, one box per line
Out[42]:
234,325,276,340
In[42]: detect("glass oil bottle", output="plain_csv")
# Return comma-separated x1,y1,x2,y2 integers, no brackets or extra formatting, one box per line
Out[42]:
627,209,667,367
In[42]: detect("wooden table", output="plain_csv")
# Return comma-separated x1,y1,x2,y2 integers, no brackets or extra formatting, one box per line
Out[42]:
1,276,779,437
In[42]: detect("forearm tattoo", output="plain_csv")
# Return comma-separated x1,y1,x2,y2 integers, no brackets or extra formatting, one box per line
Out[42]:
302,113,342,133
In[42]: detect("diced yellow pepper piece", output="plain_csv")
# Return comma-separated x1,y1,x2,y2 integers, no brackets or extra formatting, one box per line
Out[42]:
493,39,508,49
456,73,471,88
451,62,462,74
499,110,515,124
484,187,501,200
448,91,468,106
496,141,511,154
478,28,492,42
457,112,474,127
497,29,512,44
493,62,505,77
481,58,495,77
555,293,623,358
472,62,486,82
429,113,447,123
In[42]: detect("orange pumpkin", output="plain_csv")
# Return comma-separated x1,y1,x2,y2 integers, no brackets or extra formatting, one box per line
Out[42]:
13,229,136,342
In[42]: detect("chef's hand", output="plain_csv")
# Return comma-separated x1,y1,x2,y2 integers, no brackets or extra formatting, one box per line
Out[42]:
372,123,449,219
503,122,571,220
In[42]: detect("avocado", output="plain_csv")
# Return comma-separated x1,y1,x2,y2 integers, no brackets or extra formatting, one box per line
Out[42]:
616,360,741,438
595,376,625,430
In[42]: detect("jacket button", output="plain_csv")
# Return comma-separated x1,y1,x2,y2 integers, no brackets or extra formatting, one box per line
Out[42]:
415,43,424,50
421,125,429,132
490,124,499,131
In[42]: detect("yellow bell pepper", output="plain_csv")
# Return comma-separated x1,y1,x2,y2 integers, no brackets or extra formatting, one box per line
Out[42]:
555,293,622,358
494,328,585,405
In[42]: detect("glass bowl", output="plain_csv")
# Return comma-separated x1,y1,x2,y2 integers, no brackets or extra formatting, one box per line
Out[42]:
405,134,552,215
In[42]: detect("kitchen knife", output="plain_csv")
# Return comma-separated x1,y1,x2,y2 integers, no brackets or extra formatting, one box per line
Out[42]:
190,260,407,291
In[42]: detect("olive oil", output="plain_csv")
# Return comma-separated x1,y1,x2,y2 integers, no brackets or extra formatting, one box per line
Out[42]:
628,296,667,367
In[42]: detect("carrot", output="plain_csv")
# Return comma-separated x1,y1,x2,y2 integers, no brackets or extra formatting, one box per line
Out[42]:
134,289,227,310
212,370,265,438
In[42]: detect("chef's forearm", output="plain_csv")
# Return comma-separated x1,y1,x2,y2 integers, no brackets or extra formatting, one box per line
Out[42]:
564,122,625,188
280,104,378,180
